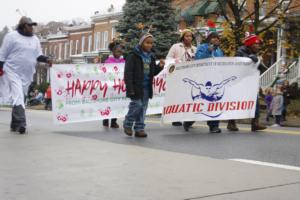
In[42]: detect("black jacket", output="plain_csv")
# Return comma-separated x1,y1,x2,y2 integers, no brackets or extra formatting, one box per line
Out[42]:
124,51,162,100
235,46,266,74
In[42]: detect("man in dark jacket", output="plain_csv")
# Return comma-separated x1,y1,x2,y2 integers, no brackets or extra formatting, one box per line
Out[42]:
123,33,164,137
227,34,267,132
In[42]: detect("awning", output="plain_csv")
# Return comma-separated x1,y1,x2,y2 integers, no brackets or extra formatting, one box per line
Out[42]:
204,1,220,15
190,1,209,16
183,1,225,17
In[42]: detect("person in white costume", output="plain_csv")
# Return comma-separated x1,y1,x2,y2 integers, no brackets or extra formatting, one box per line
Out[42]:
0,16,52,134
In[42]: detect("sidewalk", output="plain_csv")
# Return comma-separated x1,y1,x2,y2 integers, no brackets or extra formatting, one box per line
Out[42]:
0,118,300,199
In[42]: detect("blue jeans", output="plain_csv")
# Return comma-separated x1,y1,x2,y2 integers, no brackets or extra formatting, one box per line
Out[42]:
123,88,149,132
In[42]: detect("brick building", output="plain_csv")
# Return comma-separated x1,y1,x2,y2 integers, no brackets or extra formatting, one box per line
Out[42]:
65,24,93,63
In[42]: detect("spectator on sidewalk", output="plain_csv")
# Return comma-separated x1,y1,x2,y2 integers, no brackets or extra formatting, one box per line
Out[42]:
29,89,43,106
102,41,125,129
0,16,52,134
123,33,165,138
44,84,52,110
270,87,284,127
166,29,196,127
281,80,291,122
264,87,273,122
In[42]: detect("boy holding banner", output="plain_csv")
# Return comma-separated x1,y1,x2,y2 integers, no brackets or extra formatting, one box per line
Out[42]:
194,32,223,133
123,33,165,138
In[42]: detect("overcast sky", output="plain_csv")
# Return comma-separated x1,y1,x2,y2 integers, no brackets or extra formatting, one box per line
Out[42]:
0,0,126,30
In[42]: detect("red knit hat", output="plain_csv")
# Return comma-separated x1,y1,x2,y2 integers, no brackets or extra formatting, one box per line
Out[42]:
244,35,262,46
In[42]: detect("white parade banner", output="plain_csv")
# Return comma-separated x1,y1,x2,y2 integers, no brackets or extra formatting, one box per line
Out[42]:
51,62,167,124
162,57,260,123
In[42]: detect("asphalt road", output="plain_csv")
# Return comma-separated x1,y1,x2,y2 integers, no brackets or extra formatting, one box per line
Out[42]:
1,108,300,200
1,108,299,167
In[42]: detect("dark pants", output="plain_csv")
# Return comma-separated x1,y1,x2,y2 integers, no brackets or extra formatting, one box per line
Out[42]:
11,105,26,129
275,115,281,125
282,105,287,121
44,99,52,110
207,120,219,129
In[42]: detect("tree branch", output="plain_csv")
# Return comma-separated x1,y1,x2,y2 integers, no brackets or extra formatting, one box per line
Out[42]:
216,0,233,27
238,0,248,13
256,18,279,34
258,0,288,23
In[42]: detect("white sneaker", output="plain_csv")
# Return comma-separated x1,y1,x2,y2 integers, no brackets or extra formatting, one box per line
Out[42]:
271,124,280,127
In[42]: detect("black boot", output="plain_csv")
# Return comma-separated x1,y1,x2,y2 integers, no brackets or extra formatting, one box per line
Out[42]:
102,119,109,127
227,120,239,131
11,105,26,134
251,118,266,132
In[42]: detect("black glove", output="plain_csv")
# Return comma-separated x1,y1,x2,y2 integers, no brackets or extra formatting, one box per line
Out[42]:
248,54,258,63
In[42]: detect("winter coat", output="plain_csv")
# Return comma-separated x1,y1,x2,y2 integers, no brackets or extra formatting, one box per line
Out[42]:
124,50,162,100
235,46,265,74
270,94,283,116
195,43,224,59
104,55,125,64
166,43,196,62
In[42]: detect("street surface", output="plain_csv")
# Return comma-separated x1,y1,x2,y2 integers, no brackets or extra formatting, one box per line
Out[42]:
0,108,300,200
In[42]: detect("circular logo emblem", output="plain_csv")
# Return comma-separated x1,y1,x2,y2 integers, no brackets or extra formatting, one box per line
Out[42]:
169,64,175,74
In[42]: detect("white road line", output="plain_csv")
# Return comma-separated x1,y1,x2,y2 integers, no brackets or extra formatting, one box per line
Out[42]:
229,159,300,171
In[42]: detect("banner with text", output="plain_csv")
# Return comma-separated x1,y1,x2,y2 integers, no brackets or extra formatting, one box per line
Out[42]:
162,57,260,122
51,63,166,124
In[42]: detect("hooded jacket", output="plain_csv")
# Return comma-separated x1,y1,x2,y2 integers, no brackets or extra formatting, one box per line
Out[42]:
236,46,265,74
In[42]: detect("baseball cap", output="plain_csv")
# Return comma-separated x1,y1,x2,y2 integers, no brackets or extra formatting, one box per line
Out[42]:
18,16,38,26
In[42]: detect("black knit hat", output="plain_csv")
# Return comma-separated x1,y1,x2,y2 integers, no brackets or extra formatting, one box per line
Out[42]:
206,32,220,43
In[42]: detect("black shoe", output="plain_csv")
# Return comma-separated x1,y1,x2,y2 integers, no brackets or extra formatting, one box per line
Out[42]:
18,127,26,134
210,127,221,134
172,122,182,126
183,122,190,132
102,120,109,128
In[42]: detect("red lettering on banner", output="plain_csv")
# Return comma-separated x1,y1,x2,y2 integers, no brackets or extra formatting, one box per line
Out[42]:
229,102,236,110
186,103,193,112
164,101,255,115
113,79,126,94
208,103,214,112
248,101,255,109
171,105,179,113
65,79,108,98
153,77,166,93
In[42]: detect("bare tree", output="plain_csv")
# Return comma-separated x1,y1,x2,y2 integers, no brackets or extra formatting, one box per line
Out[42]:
217,0,300,46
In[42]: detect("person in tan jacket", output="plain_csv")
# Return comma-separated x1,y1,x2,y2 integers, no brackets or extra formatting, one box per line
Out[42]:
166,29,196,127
